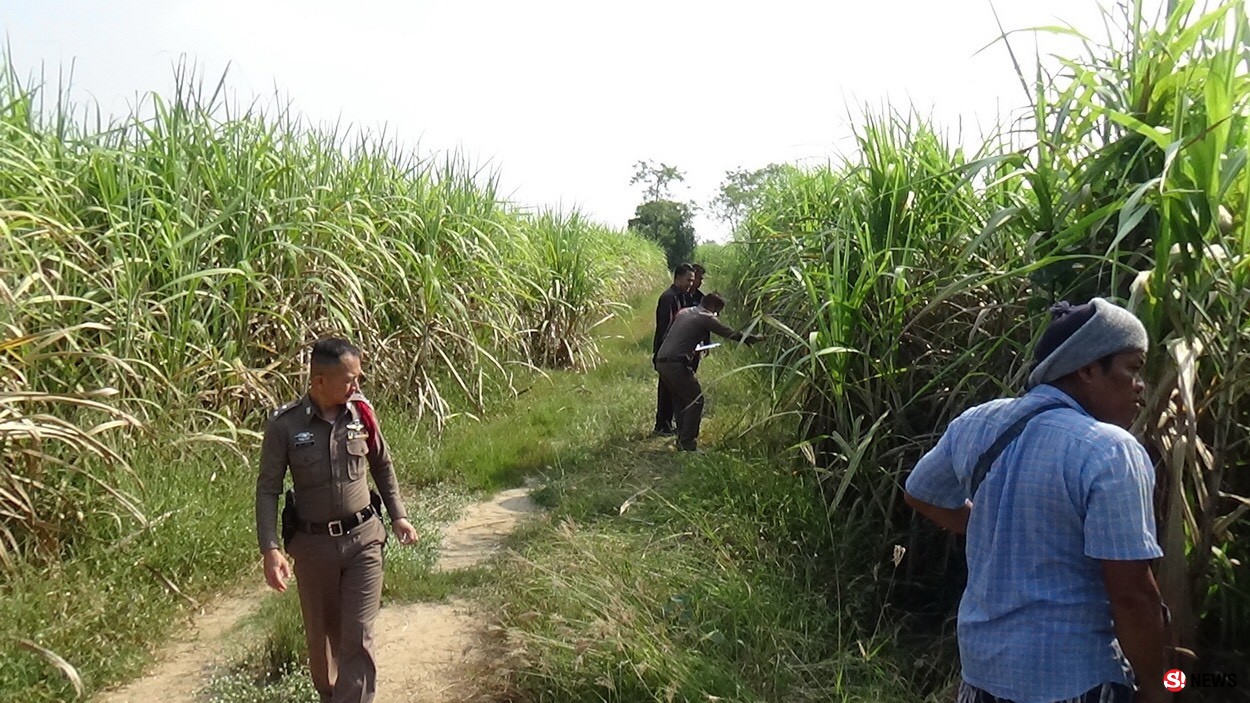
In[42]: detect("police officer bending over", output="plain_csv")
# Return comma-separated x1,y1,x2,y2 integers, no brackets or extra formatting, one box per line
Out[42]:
654,293,763,452
256,337,418,703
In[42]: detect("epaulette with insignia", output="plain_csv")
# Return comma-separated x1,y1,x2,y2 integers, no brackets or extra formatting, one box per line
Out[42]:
271,399,302,419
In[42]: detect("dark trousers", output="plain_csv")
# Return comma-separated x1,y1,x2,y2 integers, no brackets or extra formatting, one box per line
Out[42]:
956,681,1133,703
654,376,675,431
289,518,386,703
655,360,703,450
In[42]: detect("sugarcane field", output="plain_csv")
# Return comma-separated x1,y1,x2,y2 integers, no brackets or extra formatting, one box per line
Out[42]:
0,1,1247,702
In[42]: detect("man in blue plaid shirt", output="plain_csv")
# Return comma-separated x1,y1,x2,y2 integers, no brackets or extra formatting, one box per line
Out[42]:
905,299,1171,703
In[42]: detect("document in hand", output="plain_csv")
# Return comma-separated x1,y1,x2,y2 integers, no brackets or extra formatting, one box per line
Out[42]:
694,342,720,352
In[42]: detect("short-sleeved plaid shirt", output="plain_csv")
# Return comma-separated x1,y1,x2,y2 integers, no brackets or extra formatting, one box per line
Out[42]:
905,384,1162,703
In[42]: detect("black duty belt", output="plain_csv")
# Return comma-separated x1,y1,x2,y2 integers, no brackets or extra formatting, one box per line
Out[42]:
654,356,691,364
298,505,377,537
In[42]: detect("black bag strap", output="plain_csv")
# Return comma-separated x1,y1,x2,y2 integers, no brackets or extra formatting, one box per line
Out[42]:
969,401,1068,499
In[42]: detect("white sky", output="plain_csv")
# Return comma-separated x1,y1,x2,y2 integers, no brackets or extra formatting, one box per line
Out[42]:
0,1,1143,242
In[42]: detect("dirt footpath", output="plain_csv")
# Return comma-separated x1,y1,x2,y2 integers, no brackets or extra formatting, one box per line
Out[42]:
371,487,537,702
97,487,539,703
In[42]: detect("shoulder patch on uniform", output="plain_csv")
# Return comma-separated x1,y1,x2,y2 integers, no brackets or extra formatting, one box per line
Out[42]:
271,399,301,419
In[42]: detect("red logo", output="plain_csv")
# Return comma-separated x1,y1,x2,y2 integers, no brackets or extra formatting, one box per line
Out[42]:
1164,669,1188,692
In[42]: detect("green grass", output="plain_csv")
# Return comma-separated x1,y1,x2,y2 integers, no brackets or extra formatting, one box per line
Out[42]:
0,291,653,702
385,565,493,603
486,316,940,702
205,662,320,703
415,293,936,702
201,588,321,703
0,437,257,702
0,401,467,702
409,300,663,491
192,298,667,699
203,294,942,703
2,288,960,702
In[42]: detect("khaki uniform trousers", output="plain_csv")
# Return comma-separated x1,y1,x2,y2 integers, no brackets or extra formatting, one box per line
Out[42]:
655,360,704,450
288,516,386,703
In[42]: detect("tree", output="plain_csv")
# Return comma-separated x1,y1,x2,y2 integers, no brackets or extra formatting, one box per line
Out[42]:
710,164,789,232
630,160,686,202
628,199,696,270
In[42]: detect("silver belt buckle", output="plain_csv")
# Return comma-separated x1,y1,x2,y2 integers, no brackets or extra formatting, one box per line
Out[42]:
327,520,344,537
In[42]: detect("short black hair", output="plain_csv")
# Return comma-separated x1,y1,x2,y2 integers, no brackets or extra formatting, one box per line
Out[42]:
310,337,361,372
702,292,726,310
673,263,695,278
692,263,706,275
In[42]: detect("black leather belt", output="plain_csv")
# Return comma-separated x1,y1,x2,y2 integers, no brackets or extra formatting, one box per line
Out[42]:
298,505,377,537
654,356,691,364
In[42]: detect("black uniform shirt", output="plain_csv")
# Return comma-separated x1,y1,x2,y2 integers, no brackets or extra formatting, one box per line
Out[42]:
653,284,686,355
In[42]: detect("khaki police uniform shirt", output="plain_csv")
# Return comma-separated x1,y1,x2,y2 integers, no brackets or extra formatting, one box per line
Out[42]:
255,393,407,552
655,306,747,360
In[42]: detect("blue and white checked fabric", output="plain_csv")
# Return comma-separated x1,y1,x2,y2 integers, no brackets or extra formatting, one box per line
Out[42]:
905,384,1162,703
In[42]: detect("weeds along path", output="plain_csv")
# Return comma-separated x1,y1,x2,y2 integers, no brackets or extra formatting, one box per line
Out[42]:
97,488,539,703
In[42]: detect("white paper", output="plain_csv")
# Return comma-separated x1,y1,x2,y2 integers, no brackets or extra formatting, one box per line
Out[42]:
694,342,720,352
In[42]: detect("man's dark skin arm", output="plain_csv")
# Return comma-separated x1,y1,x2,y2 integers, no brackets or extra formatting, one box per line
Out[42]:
1102,560,1170,703
903,492,971,534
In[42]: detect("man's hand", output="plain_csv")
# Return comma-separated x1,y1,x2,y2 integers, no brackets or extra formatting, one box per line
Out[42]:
263,548,292,592
904,493,972,534
747,334,766,345
393,517,419,545
1102,560,1169,703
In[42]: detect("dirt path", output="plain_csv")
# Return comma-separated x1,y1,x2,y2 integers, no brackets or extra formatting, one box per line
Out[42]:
94,583,270,703
97,487,539,703
371,487,537,702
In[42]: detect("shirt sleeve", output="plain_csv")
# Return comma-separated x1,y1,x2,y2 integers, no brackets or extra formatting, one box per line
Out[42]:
905,425,968,510
705,315,747,342
654,293,673,353
367,420,408,521
255,417,288,552
1083,438,1163,560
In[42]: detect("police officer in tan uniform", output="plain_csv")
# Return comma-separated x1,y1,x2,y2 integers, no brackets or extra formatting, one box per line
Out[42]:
256,337,418,703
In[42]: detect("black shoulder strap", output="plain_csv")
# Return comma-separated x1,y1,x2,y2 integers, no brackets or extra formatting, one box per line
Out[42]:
969,401,1068,499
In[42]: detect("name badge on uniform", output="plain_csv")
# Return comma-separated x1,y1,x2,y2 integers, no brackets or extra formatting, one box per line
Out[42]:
294,431,315,447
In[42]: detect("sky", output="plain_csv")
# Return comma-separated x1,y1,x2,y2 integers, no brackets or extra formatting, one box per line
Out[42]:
0,0,1143,242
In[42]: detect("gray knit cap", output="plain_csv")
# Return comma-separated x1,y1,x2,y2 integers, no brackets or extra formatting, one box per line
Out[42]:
1026,298,1148,389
